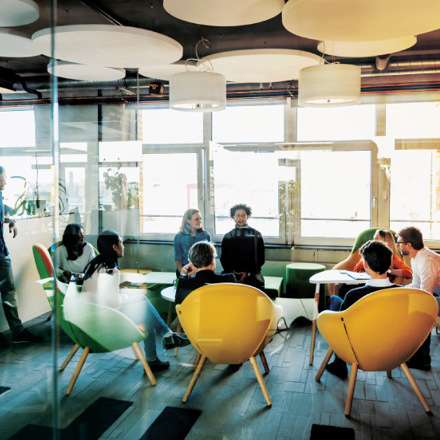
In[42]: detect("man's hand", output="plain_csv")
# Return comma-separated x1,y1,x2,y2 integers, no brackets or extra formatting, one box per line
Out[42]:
234,271,247,283
9,221,17,238
181,262,196,276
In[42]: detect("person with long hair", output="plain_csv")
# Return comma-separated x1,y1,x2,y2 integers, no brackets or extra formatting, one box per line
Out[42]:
352,229,412,281
54,223,96,283
81,230,190,372
174,209,211,275
220,203,265,288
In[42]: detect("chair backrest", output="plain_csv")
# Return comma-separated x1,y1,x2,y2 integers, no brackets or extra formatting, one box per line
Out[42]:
176,283,275,365
63,288,145,353
317,288,438,371
33,243,54,280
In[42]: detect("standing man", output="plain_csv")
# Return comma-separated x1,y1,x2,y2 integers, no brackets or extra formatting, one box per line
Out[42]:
0,166,43,348
397,226,440,370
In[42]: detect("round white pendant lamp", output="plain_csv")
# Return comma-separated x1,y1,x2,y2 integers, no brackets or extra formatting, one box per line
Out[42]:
282,0,440,42
317,36,417,58
170,71,226,112
32,25,183,69
164,0,284,26
198,49,321,83
298,64,361,107
48,61,126,81
139,60,197,81
0,29,39,58
0,0,39,27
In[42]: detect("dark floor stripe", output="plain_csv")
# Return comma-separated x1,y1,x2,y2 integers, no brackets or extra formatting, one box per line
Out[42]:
310,424,355,440
140,406,202,440
0,386,10,395
9,397,132,440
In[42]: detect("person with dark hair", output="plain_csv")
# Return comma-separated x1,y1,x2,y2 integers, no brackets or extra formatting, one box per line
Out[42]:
176,241,235,305
220,203,265,288
80,230,190,372
174,209,211,276
0,166,43,347
397,226,440,370
326,240,398,379
54,223,96,283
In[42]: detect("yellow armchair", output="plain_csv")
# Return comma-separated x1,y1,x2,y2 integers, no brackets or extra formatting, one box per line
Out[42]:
315,287,438,416
176,283,282,407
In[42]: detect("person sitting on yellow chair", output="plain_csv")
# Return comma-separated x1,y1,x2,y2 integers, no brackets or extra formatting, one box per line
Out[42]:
176,241,235,305
326,240,399,378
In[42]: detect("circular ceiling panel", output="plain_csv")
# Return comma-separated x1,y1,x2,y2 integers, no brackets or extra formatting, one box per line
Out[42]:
283,0,440,42
32,25,183,69
164,0,284,26
0,29,39,58
0,0,39,27
47,61,126,81
317,36,417,58
198,49,322,83
139,60,197,81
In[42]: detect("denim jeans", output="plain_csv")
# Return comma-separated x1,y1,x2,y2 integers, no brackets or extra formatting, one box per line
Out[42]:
121,295,169,361
0,256,23,334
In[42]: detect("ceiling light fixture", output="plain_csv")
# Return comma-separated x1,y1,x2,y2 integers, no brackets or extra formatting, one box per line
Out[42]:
164,0,284,27
298,63,361,107
169,39,226,112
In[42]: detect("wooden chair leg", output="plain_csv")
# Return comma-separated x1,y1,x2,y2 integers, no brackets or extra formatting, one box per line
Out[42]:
132,342,156,386
309,290,320,365
260,351,270,374
193,352,201,370
183,355,207,403
132,345,140,360
249,356,272,407
174,321,181,357
401,362,431,412
315,347,334,381
387,370,392,378
60,344,80,371
345,363,358,417
66,347,90,395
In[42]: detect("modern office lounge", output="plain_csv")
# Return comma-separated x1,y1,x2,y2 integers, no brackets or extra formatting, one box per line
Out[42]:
2,1,440,439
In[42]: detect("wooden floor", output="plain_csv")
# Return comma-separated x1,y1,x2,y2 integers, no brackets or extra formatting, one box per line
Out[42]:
1,313,440,440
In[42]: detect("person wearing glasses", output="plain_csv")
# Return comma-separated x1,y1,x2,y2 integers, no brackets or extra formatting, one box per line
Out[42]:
396,226,440,371
220,204,265,289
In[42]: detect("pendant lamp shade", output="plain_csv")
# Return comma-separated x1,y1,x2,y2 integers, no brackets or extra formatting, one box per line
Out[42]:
298,64,361,107
170,71,226,112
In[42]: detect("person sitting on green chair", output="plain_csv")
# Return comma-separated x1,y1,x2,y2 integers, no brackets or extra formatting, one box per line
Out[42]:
82,230,190,372
54,223,96,283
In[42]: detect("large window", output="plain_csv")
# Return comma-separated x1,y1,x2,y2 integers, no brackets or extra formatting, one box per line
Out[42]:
141,152,200,236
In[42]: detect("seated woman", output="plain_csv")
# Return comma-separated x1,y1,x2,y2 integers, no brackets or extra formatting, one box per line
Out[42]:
220,204,265,288
54,223,96,283
174,209,211,276
337,229,412,299
176,241,235,305
81,230,190,372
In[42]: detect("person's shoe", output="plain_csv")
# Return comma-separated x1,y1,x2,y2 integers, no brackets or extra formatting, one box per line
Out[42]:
0,333,9,348
146,357,170,373
406,359,431,371
11,329,44,344
325,358,348,379
163,333,191,350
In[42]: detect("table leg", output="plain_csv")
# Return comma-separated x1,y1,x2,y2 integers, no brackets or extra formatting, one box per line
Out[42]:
309,283,320,365
166,301,173,327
